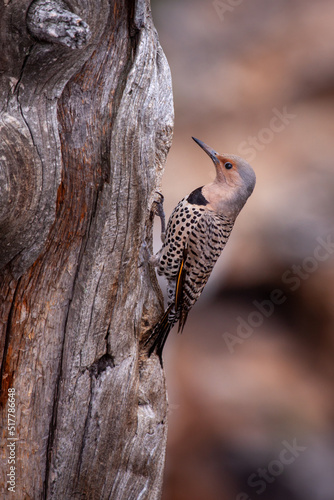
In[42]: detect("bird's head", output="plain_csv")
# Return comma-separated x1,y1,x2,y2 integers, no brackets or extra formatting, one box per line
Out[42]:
192,137,256,218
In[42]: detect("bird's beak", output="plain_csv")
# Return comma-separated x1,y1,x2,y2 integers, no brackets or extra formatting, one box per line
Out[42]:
192,137,219,165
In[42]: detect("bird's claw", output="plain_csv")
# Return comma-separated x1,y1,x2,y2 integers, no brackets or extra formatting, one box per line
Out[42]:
153,191,166,243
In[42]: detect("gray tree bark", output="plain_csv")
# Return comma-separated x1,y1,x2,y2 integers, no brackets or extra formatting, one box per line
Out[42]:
0,0,173,498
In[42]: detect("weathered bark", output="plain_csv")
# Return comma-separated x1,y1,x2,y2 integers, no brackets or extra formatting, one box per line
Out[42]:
0,1,173,498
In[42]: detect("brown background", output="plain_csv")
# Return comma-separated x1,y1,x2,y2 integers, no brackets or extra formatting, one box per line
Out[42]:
151,0,334,499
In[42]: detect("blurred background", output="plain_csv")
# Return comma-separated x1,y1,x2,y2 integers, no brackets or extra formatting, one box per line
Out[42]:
151,0,334,499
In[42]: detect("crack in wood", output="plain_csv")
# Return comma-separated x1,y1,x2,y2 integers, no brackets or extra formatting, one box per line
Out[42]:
13,45,34,96
0,278,20,405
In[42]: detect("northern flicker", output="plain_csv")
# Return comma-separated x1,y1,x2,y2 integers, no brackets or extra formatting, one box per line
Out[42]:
146,137,256,362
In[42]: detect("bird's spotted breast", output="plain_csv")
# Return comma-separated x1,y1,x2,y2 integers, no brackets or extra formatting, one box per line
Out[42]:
157,197,207,279
157,195,234,285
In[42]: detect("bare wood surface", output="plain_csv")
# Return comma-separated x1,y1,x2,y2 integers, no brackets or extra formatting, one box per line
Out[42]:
0,0,173,498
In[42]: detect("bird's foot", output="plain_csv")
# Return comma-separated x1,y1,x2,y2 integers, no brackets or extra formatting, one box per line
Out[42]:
138,240,160,269
153,192,166,243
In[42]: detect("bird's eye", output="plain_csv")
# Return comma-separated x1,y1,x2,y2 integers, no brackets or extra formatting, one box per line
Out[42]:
225,162,233,169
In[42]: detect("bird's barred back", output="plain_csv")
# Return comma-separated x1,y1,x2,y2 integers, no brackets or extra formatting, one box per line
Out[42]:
177,207,234,318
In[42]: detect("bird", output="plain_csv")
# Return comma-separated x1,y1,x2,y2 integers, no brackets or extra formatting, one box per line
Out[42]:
146,137,256,362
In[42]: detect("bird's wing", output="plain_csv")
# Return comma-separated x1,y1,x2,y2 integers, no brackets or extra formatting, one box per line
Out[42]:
177,210,234,332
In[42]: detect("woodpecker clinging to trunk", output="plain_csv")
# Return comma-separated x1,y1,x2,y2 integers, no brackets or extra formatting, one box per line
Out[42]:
146,137,256,362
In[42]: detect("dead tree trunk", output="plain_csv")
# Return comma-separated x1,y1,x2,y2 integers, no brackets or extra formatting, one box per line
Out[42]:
0,1,173,498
